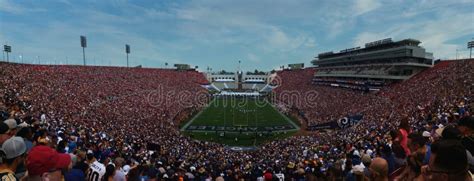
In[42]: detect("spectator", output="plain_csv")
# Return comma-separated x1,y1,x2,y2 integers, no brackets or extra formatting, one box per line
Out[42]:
441,125,462,140
15,127,33,152
263,168,273,181
380,144,397,174
399,118,411,156
421,139,471,181
457,116,474,156
64,155,86,181
103,164,115,181
86,151,106,181
3,119,17,137
0,122,11,146
0,137,27,181
361,154,371,178
274,169,285,181
113,157,126,181
396,154,423,181
126,165,141,181
26,145,72,181
369,157,389,181
407,133,430,164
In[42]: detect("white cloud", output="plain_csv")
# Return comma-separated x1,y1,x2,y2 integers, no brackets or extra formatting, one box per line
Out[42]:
266,27,291,48
354,0,381,16
173,3,317,54
0,0,46,14
57,0,72,6
304,37,317,48
353,7,474,60
247,53,260,63
353,32,388,47
262,27,316,53
399,0,473,18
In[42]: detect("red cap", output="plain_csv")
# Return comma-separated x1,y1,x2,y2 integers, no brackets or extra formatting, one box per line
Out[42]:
264,172,272,180
26,145,71,176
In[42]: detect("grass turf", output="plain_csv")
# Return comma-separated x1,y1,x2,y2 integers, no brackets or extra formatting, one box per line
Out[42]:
190,97,290,127
181,97,298,146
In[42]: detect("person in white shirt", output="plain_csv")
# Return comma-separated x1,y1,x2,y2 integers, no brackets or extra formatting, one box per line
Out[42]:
275,171,285,181
113,157,126,181
86,152,105,181
40,114,47,125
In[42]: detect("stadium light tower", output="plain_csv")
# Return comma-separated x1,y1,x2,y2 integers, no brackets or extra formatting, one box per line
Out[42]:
468,40,474,59
80,36,87,65
3,45,11,62
456,49,459,60
125,44,130,67
238,60,241,72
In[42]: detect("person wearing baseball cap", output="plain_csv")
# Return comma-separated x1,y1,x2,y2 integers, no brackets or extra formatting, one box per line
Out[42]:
0,136,27,181
26,145,72,181
458,116,474,156
0,122,12,146
3,119,17,137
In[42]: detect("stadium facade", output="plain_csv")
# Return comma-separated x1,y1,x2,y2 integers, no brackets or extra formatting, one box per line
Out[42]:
206,71,270,91
312,38,433,90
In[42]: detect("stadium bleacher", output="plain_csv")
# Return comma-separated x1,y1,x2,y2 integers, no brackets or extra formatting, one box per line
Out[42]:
0,59,473,180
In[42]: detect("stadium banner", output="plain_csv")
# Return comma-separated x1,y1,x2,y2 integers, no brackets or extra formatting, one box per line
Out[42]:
337,114,363,129
307,121,338,130
307,114,363,130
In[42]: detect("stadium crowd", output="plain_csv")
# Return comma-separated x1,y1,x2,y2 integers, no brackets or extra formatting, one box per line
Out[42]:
272,68,387,127
0,59,472,180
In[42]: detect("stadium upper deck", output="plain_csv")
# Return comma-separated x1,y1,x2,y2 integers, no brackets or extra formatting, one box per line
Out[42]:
312,38,433,67
312,38,435,89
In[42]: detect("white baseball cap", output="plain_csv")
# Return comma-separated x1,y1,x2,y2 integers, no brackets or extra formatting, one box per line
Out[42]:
3,119,17,130
1,136,26,159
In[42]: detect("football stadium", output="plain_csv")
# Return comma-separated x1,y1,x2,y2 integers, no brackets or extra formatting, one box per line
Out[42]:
1,1,474,181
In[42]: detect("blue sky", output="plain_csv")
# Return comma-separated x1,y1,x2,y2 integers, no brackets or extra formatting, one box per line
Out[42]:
0,0,473,71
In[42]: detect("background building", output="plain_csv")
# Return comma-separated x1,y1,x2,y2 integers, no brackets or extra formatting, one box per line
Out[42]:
312,38,433,91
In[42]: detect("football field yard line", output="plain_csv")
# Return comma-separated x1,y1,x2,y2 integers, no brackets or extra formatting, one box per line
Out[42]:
265,99,300,130
180,98,217,131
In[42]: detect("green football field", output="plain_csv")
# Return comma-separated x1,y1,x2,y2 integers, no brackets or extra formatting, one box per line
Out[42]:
181,97,299,146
